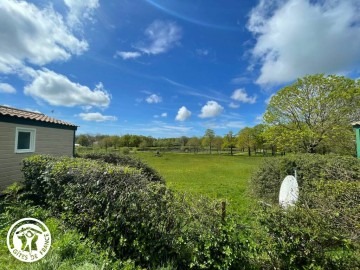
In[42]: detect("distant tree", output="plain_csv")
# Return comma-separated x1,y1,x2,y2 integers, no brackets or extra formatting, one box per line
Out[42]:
129,135,141,147
179,136,189,149
223,131,236,155
237,127,254,156
252,124,267,154
203,129,215,154
120,134,131,147
264,74,359,154
213,136,223,154
110,136,120,149
99,136,112,151
76,134,91,147
186,137,201,153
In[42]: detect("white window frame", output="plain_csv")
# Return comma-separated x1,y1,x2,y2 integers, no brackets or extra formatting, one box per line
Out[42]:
15,127,36,153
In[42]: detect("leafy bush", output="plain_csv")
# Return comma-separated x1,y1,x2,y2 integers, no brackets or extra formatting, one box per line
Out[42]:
0,184,120,270
251,154,360,269
122,147,131,155
76,153,164,183
21,155,243,269
251,154,360,203
257,182,360,269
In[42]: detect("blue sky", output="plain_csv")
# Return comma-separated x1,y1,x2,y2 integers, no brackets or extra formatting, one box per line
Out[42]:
1,0,359,137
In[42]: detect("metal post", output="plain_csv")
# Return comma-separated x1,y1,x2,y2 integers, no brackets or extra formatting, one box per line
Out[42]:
356,127,360,158
352,123,360,158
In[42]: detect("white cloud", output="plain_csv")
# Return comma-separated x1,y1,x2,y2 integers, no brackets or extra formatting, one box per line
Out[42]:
161,112,168,117
248,0,360,85
0,0,88,74
228,102,240,109
64,0,99,28
24,69,110,108
231,89,257,104
146,94,162,104
137,20,182,55
175,106,191,121
78,112,117,122
199,101,224,118
0,83,16,94
114,51,142,60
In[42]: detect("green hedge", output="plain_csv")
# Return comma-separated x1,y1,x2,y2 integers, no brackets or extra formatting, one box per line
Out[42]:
251,154,360,203
251,154,360,269
21,155,244,269
76,153,164,183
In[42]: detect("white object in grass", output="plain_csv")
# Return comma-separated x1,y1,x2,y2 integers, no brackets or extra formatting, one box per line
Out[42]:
279,175,299,209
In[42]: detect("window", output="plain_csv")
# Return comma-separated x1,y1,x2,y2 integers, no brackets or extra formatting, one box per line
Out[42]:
15,128,36,153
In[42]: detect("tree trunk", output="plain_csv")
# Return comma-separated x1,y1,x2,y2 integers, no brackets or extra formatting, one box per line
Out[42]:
271,145,276,156
248,147,251,156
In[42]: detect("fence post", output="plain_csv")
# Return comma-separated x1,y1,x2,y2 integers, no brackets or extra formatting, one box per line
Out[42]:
221,201,226,221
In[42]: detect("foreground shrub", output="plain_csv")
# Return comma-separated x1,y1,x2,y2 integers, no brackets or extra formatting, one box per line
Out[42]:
76,153,164,183
257,182,360,269
251,154,360,203
251,154,360,269
0,184,121,270
21,155,242,269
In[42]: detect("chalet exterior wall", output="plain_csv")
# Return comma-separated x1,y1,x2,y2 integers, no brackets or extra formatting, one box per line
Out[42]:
0,117,76,189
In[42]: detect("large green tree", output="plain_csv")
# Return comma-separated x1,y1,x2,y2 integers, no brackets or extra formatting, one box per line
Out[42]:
223,131,237,155
237,127,254,156
264,74,359,154
186,137,201,153
76,134,92,147
203,129,215,154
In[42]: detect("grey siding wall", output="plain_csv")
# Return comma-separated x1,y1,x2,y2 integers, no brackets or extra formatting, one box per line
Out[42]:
0,121,75,189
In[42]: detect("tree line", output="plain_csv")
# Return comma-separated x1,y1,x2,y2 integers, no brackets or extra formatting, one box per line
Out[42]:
77,74,360,156
75,127,267,155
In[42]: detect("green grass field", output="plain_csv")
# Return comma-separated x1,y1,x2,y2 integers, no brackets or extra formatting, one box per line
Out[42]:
133,152,263,216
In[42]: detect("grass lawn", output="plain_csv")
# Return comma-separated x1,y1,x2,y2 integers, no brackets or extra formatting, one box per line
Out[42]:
134,152,263,216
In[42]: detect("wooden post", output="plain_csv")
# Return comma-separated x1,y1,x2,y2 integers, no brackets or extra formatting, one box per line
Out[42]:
221,201,226,221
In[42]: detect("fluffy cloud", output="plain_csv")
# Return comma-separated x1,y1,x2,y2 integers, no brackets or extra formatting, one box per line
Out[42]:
78,112,117,122
231,89,256,104
248,0,360,85
175,106,191,121
199,101,224,118
137,20,182,55
0,83,16,94
161,112,168,117
114,51,142,60
146,94,162,104
64,0,99,28
0,0,88,74
24,69,110,108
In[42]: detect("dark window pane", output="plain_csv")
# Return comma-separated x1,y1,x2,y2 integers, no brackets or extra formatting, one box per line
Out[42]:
18,132,31,150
